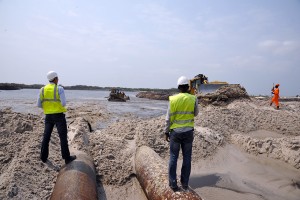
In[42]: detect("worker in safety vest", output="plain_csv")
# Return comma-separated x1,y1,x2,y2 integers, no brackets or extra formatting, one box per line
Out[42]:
37,71,76,164
165,76,199,191
270,84,280,109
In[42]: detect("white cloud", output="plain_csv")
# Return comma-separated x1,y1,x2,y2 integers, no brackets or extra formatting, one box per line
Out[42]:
226,55,266,71
247,8,273,24
137,3,198,43
258,40,300,55
66,10,79,17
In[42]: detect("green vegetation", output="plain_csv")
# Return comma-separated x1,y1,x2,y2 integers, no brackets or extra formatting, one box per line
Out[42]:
0,83,177,92
0,83,44,90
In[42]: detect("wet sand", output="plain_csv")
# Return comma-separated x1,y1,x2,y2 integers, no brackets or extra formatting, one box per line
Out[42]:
192,143,300,200
0,96,299,200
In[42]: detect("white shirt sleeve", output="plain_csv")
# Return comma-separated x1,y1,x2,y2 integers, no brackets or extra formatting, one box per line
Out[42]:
37,88,43,108
58,86,66,106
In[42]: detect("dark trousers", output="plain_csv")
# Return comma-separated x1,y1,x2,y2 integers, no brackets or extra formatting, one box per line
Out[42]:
40,113,70,161
168,129,194,188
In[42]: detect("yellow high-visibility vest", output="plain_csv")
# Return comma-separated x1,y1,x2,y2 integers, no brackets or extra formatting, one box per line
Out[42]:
40,84,67,114
169,93,196,130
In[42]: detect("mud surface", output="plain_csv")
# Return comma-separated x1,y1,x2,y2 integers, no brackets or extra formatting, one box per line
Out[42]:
0,96,299,200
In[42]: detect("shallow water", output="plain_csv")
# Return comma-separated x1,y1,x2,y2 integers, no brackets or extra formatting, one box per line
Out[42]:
0,89,168,118
191,144,300,200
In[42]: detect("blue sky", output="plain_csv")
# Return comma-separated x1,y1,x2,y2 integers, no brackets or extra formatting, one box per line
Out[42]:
0,0,299,96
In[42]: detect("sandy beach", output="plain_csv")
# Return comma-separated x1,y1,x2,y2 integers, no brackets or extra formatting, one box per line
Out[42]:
0,93,299,200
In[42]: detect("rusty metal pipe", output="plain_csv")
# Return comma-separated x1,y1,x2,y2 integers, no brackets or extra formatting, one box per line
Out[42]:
50,151,97,200
135,146,203,200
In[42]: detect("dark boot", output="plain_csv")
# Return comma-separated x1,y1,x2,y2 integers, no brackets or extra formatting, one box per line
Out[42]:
65,155,77,164
170,185,179,192
40,157,47,163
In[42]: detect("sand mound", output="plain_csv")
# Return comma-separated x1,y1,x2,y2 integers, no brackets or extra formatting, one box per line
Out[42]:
90,119,137,186
196,98,300,169
0,108,58,199
197,99,300,137
232,134,300,169
86,111,225,191
0,97,299,200
136,91,173,100
198,84,249,106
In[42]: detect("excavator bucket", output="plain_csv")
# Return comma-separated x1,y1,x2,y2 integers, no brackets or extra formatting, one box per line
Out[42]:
198,83,228,94
189,74,228,95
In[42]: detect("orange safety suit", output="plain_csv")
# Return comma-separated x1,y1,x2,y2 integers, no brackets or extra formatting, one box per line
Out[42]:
271,88,280,107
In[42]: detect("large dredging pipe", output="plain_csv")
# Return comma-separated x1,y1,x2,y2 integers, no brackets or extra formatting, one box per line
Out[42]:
50,151,97,200
135,145,203,200
51,118,97,200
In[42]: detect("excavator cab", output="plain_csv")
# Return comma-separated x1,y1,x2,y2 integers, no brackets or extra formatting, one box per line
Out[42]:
189,74,208,95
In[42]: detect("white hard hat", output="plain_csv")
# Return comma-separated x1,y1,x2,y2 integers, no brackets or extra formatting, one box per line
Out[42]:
177,76,189,86
47,71,58,81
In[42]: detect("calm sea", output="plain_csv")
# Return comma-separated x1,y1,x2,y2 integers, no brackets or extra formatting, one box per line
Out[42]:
0,89,168,118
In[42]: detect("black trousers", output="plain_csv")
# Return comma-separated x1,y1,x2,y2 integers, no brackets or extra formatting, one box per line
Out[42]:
40,113,70,161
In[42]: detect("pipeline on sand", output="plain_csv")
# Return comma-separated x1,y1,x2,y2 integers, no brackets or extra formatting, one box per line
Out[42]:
135,145,203,200
50,151,97,200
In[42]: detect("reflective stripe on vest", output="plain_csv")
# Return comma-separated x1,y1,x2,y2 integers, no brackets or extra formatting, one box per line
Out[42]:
40,84,67,114
169,93,196,130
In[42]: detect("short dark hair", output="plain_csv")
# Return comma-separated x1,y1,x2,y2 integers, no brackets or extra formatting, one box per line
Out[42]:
178,84,189,92
49,77,58,83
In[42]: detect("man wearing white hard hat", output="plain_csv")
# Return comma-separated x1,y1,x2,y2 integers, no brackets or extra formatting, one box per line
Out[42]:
37,71,76,165
165,76,199,191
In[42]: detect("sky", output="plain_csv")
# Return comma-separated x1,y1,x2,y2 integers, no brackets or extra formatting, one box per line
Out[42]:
0,0,299,96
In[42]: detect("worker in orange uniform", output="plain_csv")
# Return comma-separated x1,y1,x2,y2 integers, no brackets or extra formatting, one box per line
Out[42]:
270,84,280,109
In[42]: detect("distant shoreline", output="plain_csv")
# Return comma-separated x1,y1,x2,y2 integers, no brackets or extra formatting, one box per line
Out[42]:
0,82,177,92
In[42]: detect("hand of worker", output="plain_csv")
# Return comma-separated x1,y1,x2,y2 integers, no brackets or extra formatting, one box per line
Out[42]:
165,132,170,142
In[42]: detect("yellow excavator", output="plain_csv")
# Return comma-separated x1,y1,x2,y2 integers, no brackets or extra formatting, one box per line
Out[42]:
189,74,228,95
